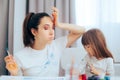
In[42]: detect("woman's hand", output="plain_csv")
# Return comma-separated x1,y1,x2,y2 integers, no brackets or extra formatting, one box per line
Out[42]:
52,7,58,26
4,55,18,76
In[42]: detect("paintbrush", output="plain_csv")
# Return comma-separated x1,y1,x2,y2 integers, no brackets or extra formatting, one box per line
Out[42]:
6,50,11,56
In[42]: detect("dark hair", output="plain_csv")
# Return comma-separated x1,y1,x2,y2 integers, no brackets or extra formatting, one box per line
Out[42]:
81,28,113,59
23,12,51,47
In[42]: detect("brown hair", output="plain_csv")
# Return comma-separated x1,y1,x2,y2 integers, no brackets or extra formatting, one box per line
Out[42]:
23,12,51,47
81,28,113,59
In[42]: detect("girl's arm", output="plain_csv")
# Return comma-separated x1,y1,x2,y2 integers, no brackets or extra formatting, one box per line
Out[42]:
106,58,114,76
52,7,85,47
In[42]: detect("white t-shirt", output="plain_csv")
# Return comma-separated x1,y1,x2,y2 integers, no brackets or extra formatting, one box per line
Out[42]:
14,36,67,77
80,55,114,77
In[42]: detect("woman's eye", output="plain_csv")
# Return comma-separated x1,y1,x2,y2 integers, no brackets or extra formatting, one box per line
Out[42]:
44,25,49,30
43,24,54,30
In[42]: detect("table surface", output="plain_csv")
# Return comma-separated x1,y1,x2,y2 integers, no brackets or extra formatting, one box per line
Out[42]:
0,76,66,80
0,76,120,80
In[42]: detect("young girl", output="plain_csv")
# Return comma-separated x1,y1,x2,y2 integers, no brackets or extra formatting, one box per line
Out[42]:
81,28,114,78
4,7,85,77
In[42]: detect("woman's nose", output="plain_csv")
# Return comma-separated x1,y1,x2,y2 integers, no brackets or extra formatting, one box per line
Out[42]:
49,29,54,35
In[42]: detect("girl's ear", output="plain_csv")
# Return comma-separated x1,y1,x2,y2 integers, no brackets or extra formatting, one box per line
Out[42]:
84,45,91,50
31,28,37,36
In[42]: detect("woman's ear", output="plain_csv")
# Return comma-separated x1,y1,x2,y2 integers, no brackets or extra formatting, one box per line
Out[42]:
31,28,37,36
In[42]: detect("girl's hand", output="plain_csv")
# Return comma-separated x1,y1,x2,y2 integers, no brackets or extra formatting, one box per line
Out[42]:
52,7,58,26
89,64,101,76
4,55,18,76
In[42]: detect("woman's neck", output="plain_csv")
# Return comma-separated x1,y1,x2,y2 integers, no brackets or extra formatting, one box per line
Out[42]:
31,41,47,50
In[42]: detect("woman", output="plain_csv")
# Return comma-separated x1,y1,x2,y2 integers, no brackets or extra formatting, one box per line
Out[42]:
81,28,114,78
4,7,85,77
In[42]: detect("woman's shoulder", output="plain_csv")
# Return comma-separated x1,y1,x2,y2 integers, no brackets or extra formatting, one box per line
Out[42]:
14,47,30,57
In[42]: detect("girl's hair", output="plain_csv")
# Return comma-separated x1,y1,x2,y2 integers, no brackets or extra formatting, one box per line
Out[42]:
23,12,51,47
81,28,113,59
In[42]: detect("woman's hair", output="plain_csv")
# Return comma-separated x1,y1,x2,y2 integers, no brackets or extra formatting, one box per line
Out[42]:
23,12,51,47
81,28,113,59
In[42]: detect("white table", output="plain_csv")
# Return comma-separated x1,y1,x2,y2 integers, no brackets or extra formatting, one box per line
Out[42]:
0,75,120,80
0,76,66,80
111,76,120,80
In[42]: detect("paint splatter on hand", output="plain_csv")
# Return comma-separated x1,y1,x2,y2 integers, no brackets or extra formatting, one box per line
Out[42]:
52,7,58,27
5,55,18,75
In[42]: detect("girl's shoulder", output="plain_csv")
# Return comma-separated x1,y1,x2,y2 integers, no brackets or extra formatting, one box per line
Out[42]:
105,57,113,62
98,57,113,63
102,57,114,64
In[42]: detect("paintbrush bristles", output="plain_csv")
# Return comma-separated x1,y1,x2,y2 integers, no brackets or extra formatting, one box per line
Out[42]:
7,50,10,56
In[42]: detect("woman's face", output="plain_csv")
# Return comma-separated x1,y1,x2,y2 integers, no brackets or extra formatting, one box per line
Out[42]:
34,16,54,44
84,45,94,56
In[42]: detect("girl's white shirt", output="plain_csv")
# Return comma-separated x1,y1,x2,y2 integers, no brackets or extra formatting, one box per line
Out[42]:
14,36,67,77
80,54,114,77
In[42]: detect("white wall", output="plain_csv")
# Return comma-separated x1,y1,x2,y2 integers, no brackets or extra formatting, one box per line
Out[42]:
100,23,120,62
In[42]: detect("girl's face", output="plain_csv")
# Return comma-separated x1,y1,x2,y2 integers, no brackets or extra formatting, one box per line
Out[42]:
34,16,54,44
84,45,94,56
